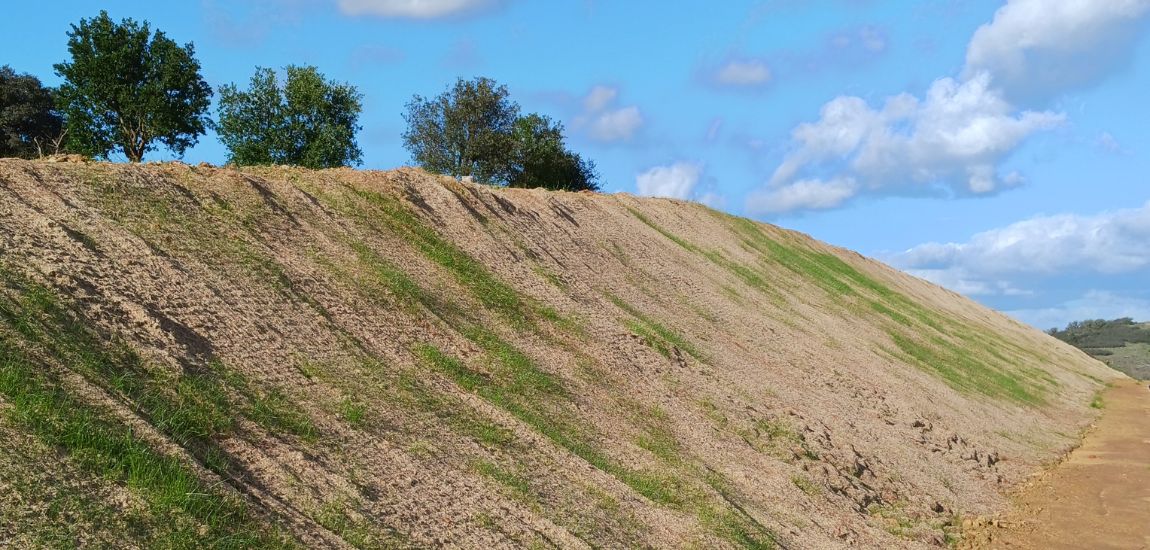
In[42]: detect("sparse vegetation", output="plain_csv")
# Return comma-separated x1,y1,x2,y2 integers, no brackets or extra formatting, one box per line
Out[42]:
607,293,705,361
0,158,1112,549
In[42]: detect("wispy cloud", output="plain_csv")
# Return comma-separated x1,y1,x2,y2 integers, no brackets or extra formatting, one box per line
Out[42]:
337,0,507,19
705,58,772,90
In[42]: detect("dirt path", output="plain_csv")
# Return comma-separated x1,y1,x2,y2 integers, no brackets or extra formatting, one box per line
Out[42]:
965,379,1150,550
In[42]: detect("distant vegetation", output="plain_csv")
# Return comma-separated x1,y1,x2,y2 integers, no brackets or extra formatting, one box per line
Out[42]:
0,11,603,191
1048,318,1150,379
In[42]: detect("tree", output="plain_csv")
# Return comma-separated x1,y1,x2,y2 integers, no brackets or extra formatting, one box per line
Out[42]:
54,11,212,162
402,77,519,184
0,66,64,158
508,113,600,192
215,66,363,169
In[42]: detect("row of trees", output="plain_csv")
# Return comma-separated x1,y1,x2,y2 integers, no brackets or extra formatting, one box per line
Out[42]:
0,11,599,191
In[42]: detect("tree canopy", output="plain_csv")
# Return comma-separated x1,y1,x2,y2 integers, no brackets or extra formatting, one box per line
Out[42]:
403,77,600,191
215,65,363,169
0,66,63,159
508,114,599,192
54,11,212,162
403,77,520,184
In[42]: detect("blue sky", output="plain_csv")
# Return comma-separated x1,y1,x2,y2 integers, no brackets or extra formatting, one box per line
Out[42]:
3,0,1149,329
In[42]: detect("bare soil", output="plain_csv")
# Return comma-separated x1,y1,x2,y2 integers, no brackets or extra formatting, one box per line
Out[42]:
0,159,1124,548
963,379,1150,550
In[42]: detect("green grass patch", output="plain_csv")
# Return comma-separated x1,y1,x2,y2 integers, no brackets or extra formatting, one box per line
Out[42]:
607,293,705,361
633,405,682,464
719,213,1058,405
474,460,533,497
888,331,1045,405
351,189,541,329
315,497,405,550
415,340,688,507
348,239,438,312
339,397,369,427
0,274,293,547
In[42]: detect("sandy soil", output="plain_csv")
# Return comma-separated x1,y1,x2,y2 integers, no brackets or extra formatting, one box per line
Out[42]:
0,159,1124,548
964,380,1150,549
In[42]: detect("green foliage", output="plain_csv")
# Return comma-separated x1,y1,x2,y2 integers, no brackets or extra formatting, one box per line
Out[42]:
54,11,212,162
1048,317,1150,349
403,77,600,190
216,65,363,169
402,77,519,184
0,66,63,158
508,113,600,191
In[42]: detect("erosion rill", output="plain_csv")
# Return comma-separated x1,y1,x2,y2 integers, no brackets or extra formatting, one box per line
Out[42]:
0,158,1119,549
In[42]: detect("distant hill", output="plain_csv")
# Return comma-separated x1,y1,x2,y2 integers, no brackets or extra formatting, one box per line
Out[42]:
1048,318,1150,380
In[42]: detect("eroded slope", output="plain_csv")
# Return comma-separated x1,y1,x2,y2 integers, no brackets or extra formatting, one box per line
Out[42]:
0,159,1119,549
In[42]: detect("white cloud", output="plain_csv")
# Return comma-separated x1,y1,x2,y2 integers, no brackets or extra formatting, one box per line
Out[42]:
588,106,643,142
636,162,702,200
892,203,1150,329
713,59,772,87
896,202,1150,278
338,0,503,18
574,86,644,143
750,73,1063,215
964,0,1150,104
747,177,857,214
583,86,617,112
753,1,1150,215
1007,291,1150,330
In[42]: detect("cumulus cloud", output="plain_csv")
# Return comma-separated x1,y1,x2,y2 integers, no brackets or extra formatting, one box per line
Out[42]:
749,73,1063,215
891,202,1150,328
338,0,504,19
964,0,1150,104
896,201,1150,278
635,162,702,200
890,201,1150,321
574,85,644,143
751,1,1150,215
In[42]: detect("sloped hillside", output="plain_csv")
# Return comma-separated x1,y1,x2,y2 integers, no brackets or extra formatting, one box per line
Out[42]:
0,158,1119,549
